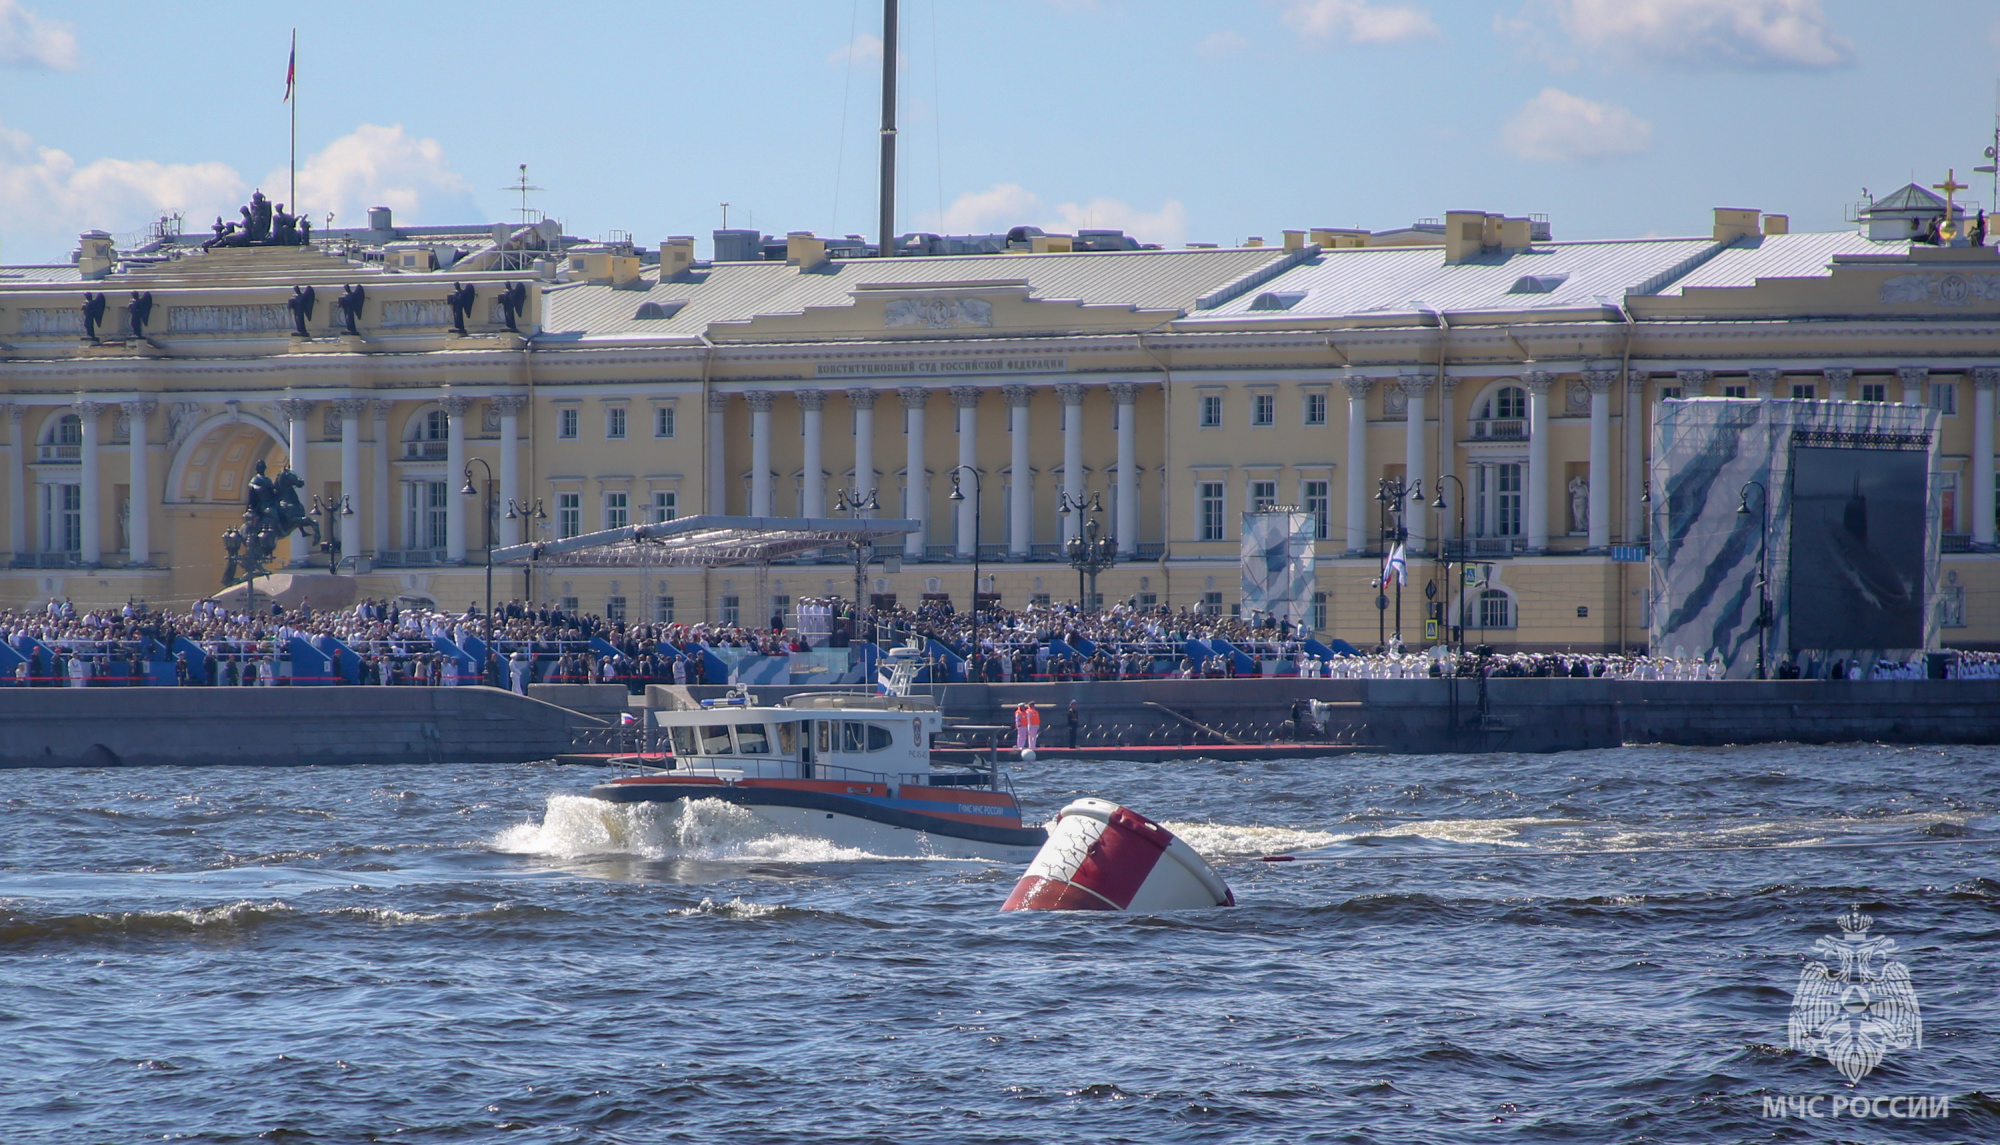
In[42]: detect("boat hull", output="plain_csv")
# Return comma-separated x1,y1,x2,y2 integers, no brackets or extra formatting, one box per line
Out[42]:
588,778,1048,862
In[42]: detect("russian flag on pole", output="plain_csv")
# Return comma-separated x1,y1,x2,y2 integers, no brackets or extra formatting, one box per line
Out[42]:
283,33,295,101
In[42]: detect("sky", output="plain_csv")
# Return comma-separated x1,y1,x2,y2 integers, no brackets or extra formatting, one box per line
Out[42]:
2,0,1999,263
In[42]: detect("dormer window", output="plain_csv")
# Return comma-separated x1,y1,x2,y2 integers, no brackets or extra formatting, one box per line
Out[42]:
1509,274,1568,294
1248,291,1305,311
634,300,688,320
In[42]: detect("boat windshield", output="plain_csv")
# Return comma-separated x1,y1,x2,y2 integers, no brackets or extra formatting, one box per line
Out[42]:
775,723,796,754
670,726,697,758
698,723,734,755
735,723,770,754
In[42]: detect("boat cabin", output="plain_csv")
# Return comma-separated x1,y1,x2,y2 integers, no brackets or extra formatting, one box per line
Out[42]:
653,693,943,784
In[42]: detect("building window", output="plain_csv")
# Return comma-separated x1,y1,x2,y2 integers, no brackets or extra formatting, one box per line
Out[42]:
422,409,448,441
654,595,676,623
1199,394,1222,428
651,491,677,523
558,407,580,438
1861,383,1887,402
1304,392,1327,426
1198,481,1225,540
1482,386,1527,419
1658,386,1683,401
604,491,629,531
1471,385,1528,439
1477,589,1514,629
1312,591,1328,630
1031,593,1051,606
605,596,627,622
405,481,447,550
43,483,81,552
1475,463,1523,538
1303,480,1330,538
1252,393,1275,426
557,492,581,538
720,595,740,626
1791,383,1816,400
1202,591,1223,614
1249,479,1277,512
1932,382,1958,415
560,595,579,614
1137,591,1158,609
1722,384,1748,398
655,405,676,438
606,406,627,439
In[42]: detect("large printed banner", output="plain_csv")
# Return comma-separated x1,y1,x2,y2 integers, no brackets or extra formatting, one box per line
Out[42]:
1650,398,1940,677
1241,510,1317,626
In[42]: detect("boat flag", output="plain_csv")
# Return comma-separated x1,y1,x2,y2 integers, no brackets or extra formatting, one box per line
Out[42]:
1383,543,1407,587
620,712,638,727
283,33,295,102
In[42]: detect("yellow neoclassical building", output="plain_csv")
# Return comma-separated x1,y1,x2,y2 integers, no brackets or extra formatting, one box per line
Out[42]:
4,187,1998,651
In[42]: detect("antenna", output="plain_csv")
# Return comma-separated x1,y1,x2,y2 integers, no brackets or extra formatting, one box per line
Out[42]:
879,0,898,257
500,163,544,225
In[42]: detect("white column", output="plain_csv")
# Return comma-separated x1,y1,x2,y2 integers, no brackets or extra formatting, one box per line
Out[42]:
1057,383,1085,542
1822,367,1851,402
1400,374,1430,552
1899,366,1928,407
706,392,729,514
1584,369,1615,551
1112,382,1139,556
952,386,980,556
1624,371,1645,542
798,390,826,518
1525,371,1553,552
121,400,154,565
277,398,314,566
849,388,878,508
1343,376,1372,554
1003,385,1032,556
5,406,24,559
1436,378,1458,548
76,401,102,565
899,387,928,556
494,394,527,545
370,400,392,556
1975,368,1997,548
747,390,775,517
336,399,365,563
442,394,469,563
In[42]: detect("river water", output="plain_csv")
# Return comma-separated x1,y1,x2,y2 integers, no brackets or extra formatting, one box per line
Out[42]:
2,744,1995,1143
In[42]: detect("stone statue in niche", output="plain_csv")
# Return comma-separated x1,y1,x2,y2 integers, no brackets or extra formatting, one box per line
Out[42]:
445,282,477,335
336,284,366,335
1568,474,1589,534
80,292,108,342
287,285,317,337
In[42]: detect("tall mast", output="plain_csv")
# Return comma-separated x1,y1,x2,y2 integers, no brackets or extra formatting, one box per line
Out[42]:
878,0,898,257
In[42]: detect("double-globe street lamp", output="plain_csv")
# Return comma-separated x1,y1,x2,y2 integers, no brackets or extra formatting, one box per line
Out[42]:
1058,491,1116,611
833,485,880,629
460,459,518,650
1374,475,1424,649
946,466,983,675
1738,479,1772,680
307,494,353,574
1430,473,1467,647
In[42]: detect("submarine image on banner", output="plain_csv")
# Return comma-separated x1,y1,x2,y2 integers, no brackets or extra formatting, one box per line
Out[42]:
1788,446,1927,651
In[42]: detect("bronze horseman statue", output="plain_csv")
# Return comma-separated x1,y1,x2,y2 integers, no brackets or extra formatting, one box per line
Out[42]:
221,458,320,586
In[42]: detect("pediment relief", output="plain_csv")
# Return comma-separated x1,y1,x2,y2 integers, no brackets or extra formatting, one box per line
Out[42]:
707,280,1180,341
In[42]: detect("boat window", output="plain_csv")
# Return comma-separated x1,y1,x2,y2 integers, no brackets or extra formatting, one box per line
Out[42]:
670,726,697,758
776,723,797,755
816,720,832,754
735,723,770,755
699,723,734,755
841,722,867,753
866,724,893,752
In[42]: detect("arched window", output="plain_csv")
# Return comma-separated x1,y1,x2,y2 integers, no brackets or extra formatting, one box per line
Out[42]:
1470,385,1528,440
1479,386,1526,420
402,407,449,460
54,414,82,446
1477,589,1514,629
421,410,448,440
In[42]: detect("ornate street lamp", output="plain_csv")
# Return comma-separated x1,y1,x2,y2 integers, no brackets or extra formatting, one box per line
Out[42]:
509,497,545,605
1059,491,1116,611
461,460,498,647
833,485,880,618
1738,479,1771,680
308,493,353,575
946,466,983,670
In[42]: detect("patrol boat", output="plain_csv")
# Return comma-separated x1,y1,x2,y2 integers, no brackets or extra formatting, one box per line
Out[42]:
587,687,1048,862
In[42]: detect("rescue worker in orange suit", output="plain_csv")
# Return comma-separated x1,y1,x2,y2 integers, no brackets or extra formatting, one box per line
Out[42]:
1014,702,1041,751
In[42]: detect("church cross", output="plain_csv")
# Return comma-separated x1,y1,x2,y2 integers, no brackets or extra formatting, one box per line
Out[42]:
1934,169,1968,240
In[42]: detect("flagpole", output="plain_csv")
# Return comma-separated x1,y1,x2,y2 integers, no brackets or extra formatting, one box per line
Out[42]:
288,29,296,211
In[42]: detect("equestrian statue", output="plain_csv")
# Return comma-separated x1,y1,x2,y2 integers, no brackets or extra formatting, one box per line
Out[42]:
221,458,320,585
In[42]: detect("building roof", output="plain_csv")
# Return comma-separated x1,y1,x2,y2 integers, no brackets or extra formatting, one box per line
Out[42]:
1177,236,1720,323
537,246,1298,340
1651,230,1910,295
492,515,921,568
1866,183,1946,212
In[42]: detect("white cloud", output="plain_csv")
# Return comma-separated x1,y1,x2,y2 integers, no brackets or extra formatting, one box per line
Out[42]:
264,125,477,228
1197,29,1250,56
827,32,883,66
1517,0,1851,71
1501,88,1652,161
1280,0,1438,44
0,118,243,254
0,0,74,70
936,183,1188,247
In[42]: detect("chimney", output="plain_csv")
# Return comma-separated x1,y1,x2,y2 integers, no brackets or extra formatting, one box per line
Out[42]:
1311,227,1370,249
1713,207,1761,244
1762,213,1790,236
786,231,829,270
1245,236,1266,248
1283,229,1307,251
1028,234,1074,253
660,236,696,277
367,205,393,233
1497,216,1532,251
1444,210,1487,262
76,230,115,279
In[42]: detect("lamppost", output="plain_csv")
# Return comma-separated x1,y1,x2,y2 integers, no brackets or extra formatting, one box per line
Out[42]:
1738,479,1771,680
308,494,353,575
509,497,545,606
1059,491,1116,611
460,459,504,647
946,465,983,674
1375,476,1423,648
833,485,879,620
1431,474,1466,647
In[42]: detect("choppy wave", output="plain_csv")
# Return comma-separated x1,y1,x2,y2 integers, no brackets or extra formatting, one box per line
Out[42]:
492,795,886,863
1161,821,1346,857
0,899,546,947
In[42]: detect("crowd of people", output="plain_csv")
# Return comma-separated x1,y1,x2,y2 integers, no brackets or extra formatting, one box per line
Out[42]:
0,595,1989,687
